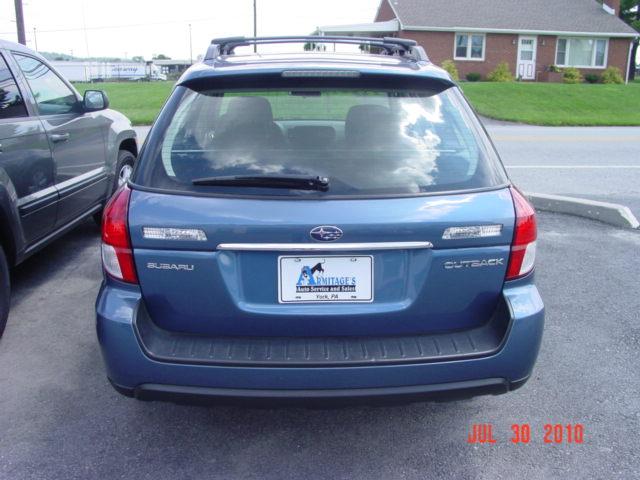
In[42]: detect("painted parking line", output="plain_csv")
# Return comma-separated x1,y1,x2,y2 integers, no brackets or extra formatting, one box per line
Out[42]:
505,165,640,169
493,135,640,142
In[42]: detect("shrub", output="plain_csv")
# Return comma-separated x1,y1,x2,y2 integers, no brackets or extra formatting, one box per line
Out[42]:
548,65,562,73
487,62,514,82
602,66,624,84
584,73,600,84
441,60,459,81
466,72,482,82
562,67,582,84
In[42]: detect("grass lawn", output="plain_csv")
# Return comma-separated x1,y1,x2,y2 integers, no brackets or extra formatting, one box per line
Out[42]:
461,81,640,126
74,81,174,125
75,80,640,126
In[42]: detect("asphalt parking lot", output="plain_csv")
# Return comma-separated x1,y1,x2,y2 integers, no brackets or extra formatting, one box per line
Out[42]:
1,211,638,480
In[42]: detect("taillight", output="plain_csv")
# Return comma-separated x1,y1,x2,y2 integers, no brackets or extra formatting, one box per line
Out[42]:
101,185,137,283
506,187,537,280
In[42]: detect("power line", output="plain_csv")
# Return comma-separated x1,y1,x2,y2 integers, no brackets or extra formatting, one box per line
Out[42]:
0,16,220,35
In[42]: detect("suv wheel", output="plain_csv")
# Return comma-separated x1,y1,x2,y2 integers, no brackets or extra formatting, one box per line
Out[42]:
0,245,10,338
93,150,136,225
114,150,136,192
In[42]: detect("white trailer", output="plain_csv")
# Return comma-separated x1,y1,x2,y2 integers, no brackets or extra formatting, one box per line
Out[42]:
50,61,167,82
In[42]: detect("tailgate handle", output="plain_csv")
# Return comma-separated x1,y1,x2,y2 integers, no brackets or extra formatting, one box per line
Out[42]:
216,242,433,252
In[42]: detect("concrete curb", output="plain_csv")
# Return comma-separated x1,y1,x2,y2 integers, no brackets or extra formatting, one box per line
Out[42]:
527,193,640,230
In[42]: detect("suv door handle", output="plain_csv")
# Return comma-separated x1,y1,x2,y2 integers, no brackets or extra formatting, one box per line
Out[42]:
50,133,70,143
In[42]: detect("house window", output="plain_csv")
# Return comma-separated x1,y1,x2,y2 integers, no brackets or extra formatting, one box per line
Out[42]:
555,38,608,68
454,33,485,61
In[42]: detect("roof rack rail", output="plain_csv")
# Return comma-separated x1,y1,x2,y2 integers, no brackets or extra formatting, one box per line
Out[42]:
204,36,429,62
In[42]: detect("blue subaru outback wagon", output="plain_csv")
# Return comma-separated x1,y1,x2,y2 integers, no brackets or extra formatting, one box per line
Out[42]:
96,36,544,404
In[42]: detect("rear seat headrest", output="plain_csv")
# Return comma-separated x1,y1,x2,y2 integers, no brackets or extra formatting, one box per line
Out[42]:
345,104,394,144
224,96,275,125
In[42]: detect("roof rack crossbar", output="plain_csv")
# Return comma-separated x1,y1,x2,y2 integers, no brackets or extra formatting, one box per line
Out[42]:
205,36,428,62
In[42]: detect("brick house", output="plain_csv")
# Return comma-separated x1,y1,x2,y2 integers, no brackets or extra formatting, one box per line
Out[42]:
319,0,639,82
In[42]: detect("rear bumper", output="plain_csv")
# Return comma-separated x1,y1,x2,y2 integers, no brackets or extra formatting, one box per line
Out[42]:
96,280,544,404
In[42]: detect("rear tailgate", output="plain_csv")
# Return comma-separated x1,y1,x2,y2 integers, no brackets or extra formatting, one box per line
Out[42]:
129,187,514,337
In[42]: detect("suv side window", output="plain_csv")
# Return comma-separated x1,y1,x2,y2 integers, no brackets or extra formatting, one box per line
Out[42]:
0,53,28,119
13,54,77,115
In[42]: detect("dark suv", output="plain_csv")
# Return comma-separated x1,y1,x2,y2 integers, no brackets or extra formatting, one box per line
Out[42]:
0,40,137,337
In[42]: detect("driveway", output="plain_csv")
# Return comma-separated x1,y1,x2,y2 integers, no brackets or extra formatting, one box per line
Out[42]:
134,124,640,217
1,212,639,479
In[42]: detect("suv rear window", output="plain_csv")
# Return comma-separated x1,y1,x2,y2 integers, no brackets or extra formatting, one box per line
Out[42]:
137,86,507,197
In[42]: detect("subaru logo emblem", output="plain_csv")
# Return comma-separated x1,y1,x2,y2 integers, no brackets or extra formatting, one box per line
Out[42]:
310,226,343,242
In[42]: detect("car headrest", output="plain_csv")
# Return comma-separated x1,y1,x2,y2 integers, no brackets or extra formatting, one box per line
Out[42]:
224,96,275,125
345,104,394,145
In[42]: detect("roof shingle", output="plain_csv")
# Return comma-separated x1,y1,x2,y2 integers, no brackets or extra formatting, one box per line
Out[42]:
384,0,638,36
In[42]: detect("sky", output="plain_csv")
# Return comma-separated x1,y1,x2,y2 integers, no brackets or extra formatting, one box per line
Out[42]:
0,0,380,59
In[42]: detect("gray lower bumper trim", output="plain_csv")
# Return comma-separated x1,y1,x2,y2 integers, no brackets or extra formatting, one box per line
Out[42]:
131,378,513,404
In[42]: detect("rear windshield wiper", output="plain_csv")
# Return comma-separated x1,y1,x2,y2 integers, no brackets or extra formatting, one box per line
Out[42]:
192,174,330,191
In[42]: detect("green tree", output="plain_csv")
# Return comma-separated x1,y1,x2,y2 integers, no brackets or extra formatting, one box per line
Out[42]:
131,56,145,63
620,0,640,80
152,54,171,60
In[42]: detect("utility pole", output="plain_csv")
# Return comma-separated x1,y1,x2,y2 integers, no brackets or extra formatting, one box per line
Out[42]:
81,1,90,58
33,26,38,51
189,23,193,64
253,0,257,52
14,0,26,45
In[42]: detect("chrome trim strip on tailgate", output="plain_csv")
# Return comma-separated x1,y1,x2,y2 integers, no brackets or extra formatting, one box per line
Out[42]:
216,241,433,251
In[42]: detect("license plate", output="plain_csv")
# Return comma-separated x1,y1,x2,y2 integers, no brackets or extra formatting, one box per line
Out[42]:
278,255,374,303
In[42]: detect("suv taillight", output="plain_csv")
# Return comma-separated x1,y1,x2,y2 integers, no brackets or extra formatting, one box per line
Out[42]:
506,187,537,280
101,185,137,283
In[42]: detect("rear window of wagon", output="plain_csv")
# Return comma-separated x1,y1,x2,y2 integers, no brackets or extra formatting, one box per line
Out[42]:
135,86,508,198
